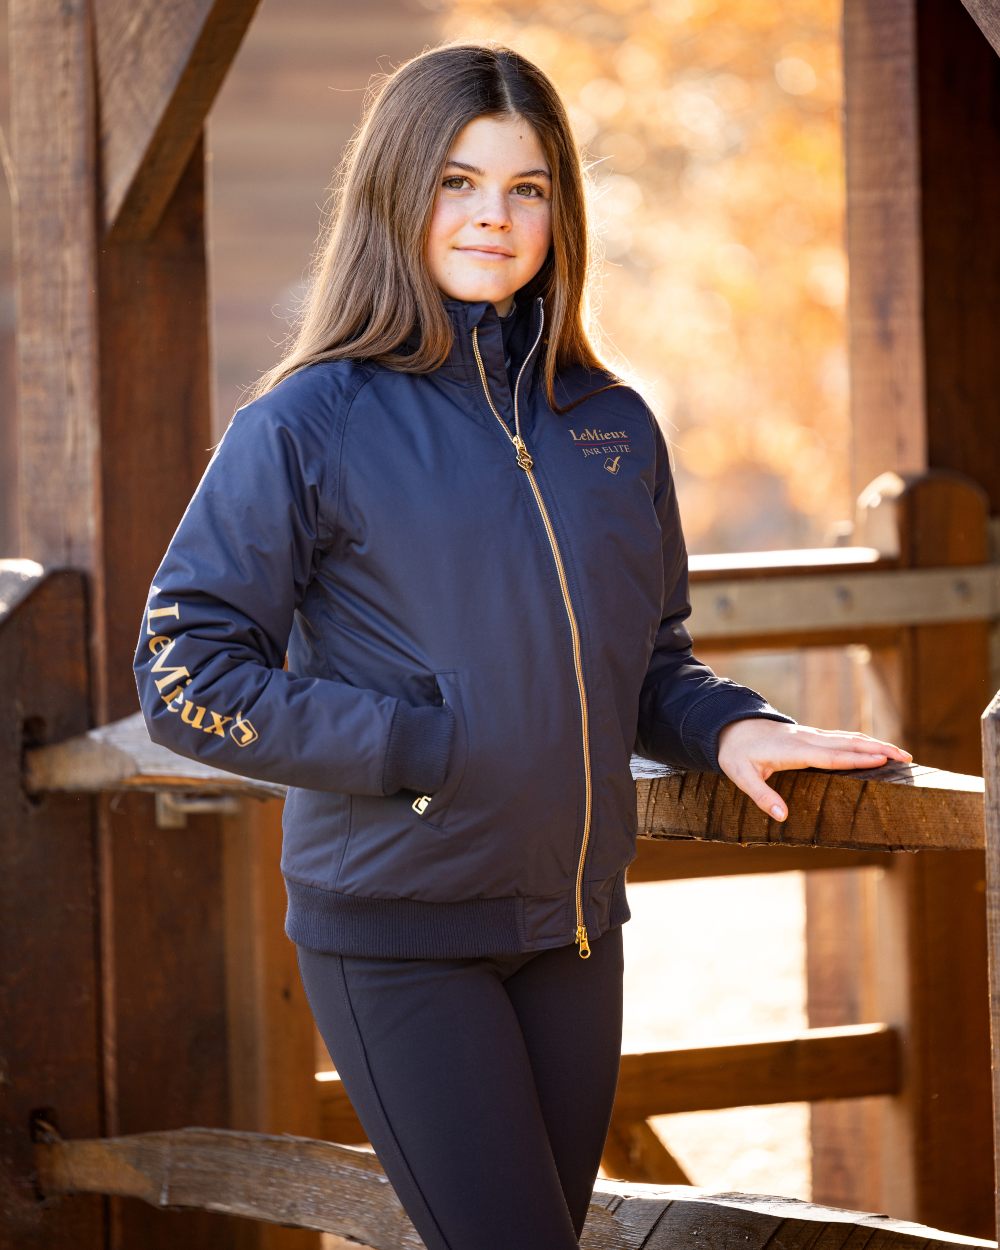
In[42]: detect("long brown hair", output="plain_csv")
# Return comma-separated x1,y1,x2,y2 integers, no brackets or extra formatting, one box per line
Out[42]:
240,39,623,413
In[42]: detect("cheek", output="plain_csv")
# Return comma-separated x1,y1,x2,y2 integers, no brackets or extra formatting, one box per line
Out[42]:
427,200,463,253
520,209,552,259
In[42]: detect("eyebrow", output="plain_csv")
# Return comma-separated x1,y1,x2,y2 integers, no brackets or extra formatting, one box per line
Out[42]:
444,159,552,180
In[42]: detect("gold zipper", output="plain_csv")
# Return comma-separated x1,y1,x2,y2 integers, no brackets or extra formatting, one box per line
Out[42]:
470,304,593,959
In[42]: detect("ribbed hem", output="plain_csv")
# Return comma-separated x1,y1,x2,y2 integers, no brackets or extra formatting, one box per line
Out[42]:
284,871,631,959
680,684,797,772
381,701,456,796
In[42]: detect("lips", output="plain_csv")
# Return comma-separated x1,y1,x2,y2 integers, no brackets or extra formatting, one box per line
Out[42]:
457,246,514,258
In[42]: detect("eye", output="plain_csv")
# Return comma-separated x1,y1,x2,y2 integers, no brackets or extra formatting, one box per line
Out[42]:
441,175,469,190
514,183,545,198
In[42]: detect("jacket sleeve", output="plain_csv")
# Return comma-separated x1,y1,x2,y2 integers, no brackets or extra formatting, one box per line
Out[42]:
633,405,797,773
132,370,454,796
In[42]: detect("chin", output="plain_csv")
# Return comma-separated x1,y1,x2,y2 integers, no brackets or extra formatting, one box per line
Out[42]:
434,272,520,306
443,283,519,305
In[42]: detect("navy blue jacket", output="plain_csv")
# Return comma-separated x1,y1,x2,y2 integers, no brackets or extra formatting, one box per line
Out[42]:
133,293,795,959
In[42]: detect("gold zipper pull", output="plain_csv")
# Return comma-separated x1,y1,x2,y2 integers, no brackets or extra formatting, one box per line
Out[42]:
513,436,534,471
412,794,432,815
576,923,591,959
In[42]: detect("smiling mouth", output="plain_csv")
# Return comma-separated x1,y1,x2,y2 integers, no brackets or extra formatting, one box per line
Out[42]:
458,248,514,260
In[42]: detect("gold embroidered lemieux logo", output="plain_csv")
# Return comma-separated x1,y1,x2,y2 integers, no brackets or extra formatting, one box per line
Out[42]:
231,712,259,747
145,600,259,748
569,426,628,442
568,426,632,463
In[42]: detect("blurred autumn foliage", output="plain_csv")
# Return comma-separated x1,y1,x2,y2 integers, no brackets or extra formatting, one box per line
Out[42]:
439,0,850,555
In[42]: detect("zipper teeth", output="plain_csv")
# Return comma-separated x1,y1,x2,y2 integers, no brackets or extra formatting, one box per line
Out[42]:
523,471,593,949
471,326,511,431
471,312,594,959
511,305,544,442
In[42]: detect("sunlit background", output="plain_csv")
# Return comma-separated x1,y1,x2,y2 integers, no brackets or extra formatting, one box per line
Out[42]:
204,0,851,1206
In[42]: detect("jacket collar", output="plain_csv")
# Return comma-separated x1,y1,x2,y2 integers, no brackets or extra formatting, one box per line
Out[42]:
406,294,546,402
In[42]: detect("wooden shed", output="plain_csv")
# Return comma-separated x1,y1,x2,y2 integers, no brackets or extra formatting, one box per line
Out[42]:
2,1,1000,1247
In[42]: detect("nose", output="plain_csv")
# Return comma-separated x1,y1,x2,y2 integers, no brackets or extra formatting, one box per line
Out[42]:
475,185,512,230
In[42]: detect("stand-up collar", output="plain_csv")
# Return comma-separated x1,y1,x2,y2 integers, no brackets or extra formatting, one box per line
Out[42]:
406,294,546,401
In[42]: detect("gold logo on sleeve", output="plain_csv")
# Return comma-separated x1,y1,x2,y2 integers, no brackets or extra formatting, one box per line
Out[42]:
230,713,259,747
144,599,261,749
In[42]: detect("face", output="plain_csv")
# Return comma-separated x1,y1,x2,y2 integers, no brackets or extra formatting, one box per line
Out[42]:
425,113,553,317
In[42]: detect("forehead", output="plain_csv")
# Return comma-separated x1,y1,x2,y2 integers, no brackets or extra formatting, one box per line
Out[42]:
445,114,550,175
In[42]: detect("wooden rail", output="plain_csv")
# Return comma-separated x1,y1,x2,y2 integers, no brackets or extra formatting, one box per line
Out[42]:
983,689,1000,1237
31,1122,996,1248
687,546,999,648
316,1023,900,1143
23,708,985,851
8,555,998,1243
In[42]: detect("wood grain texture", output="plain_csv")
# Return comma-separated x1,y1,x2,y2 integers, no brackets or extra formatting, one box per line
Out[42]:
918,3,1000,504
843,0,926,493
866,472,994,1235
23,710,285,798
33,1125,997,1248
0,569,104,1248
23,705,985,860
96,0,261,239
634,757,983,851
627,836,892,880
960,0,1000,58
9,0,101,576
982,690,1000,1240
24,711,985,852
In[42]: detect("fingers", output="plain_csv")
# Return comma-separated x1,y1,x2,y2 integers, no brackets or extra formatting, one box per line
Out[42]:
823,748,892,767
731,744,911,823
799,728,912,762
717,722,915,824
740,772,788,821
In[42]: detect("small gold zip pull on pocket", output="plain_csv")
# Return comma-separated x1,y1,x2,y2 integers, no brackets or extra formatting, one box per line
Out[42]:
412,794,433,815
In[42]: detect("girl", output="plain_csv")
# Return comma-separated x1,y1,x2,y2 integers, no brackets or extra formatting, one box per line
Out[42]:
133,39,911,1250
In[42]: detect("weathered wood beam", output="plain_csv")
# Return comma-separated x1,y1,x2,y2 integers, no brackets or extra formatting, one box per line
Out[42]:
959,1,1000,65
95,0,262,240
612,1023,899,1117
10,8,266,1246
982,688,1000,1239
634,757,984,851
32,1124,995,1248
23,711,985,852
23,710,284,799
853,474,995,1232
689,561,998,645
0,567,103,1244
317,1023,899,1142
0,559,47,618
9,0,101,576
843,0,926,486
628,836,893,880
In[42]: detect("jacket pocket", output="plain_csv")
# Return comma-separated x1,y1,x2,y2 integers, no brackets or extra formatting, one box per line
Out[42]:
410,668,470,832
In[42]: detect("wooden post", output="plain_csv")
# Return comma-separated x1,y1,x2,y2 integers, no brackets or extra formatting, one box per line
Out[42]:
5,3,277,1247
826,0,1000,1233
862,471,993,1235
0,567,102,1249
983,688,1000,1240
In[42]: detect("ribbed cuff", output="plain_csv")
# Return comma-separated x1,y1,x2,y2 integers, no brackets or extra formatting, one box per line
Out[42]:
680,683,797,773
382,701,456,796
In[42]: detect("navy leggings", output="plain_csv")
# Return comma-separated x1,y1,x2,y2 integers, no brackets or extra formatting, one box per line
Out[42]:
294,923,624,1250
